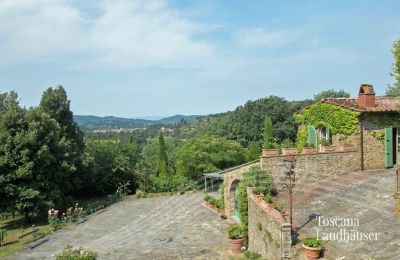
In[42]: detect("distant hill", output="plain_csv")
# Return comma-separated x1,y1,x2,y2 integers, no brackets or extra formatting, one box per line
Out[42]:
74,114,201,131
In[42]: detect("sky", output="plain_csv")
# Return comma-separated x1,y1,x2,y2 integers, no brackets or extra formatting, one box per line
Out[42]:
0,0,399,118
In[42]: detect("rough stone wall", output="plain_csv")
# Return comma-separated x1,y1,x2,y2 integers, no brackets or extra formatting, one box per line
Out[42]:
247,189,292,259
222,160,260,217
260,151,360,189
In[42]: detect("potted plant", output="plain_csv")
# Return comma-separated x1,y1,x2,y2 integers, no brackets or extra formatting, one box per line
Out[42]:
319,138,336,153
281,139,297,155
227,224,244,254
301,143,317,154
262,116,279,157
302,236,323,259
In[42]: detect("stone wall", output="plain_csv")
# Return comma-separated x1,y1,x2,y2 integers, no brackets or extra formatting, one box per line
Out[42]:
247,188,292,259
222,160,260,217
260,151,360,189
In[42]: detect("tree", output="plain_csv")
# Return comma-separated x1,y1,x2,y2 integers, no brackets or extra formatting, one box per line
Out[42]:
83,140,138,195
314,89,350,101
39,86,84,195
175,135,245,180
263,116,273,148
157,130,169,177
386,39,400,97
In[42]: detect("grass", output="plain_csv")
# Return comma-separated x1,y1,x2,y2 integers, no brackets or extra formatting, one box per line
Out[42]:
0,215,52,259
0,194,120,258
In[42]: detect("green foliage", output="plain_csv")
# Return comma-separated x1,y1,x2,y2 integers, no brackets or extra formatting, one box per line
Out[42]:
302,236,323,248
281,139,294,148
56,245,97,260
237,166,275,240
295,103,360,135
370,130,385,141
295,127,308,151
245,142,262,161
320,138,331,146
0,87,87,222
175,135,245,180
83,140,138,195
227,224,244,239
204,195,223,209
314,89,350,101
148,174,196,193
243,251,263,260
386,39,400,97
157,130,169,177
0,229,6,247
264,193,273,204
263,116,273,148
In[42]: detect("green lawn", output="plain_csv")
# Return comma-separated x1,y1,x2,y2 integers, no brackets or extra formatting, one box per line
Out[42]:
0,194,120,258
0,215,52,259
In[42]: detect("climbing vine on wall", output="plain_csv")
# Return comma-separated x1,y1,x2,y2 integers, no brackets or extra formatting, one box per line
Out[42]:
295,127,308,151
370,130,385,141
294,103,361,135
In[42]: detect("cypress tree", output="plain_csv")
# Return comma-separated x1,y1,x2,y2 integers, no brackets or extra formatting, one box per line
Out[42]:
263,116,273,148
157,129,169,176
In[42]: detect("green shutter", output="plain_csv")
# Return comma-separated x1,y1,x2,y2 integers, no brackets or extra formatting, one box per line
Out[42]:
385,128,393,168
308,125,317,146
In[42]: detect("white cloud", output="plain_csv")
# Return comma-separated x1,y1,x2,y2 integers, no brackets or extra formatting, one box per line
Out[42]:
234,27,297,47
0,0,214,68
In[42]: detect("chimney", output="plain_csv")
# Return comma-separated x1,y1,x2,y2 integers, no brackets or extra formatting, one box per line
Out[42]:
358,84,375,107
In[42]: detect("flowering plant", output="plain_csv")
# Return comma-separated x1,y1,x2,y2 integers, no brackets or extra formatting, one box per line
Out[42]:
48,208,64,231
66,203,86,223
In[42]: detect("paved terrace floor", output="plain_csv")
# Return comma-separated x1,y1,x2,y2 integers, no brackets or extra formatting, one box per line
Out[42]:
291,169,400,259
8,192,230,260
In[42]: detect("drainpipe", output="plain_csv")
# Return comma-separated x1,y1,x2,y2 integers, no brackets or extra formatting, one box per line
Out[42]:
360,114,365,171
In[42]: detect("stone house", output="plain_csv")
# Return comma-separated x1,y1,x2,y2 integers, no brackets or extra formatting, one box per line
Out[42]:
295,84,400,170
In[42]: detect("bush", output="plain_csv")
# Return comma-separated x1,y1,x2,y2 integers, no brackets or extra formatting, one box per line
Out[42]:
227,224,243,239
264,193,273,204
237,166,276,241
243,250,263,260
150,174,196,193
281,139,294,148
135,189,147,199
302,236,323,248
56,245,97,260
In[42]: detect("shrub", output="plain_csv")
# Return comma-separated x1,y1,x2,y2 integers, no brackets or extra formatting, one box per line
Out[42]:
203,194,212,203
281,139,294,148
227,224,243,240
48,209,65,231
56,245,97,260
150,175,196,193
66,203,86,223
264,193,273,204
135,189,147,199
237,166,276,241
243,250,263,260
302,236,323,248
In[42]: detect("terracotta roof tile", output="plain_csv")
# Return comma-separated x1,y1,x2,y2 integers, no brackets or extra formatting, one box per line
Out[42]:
321,97,400,112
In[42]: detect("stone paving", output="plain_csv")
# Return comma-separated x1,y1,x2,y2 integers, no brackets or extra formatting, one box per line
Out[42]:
290,169,400,259
9,192,230,260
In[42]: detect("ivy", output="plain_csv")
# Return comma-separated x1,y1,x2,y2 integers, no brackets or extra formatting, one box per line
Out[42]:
365,114,400,128
237,166,275,244
294,103,361,135
295,127,308,151
370,130,385,141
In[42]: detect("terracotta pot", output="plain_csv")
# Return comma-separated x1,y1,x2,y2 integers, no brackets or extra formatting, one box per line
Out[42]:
302,244,321,259
339,144,355,152
282,148,297,155
320,145,336,153
302,147,317,154
262,149,279,157
230,238,244,254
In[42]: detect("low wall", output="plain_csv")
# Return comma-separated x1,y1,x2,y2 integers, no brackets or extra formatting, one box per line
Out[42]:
222,160,260,217
260,151,360,189
247,188,292,259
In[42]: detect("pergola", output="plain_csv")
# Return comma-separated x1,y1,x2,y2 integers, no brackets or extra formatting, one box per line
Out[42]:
203,172,223,193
